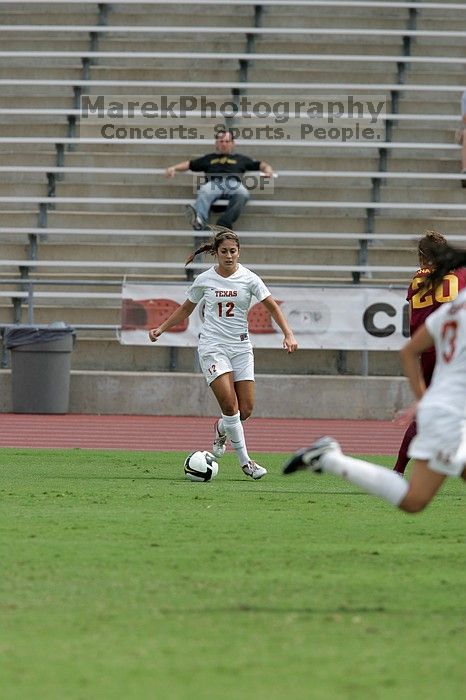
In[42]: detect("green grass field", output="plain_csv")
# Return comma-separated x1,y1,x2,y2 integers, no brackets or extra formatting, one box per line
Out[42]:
1,447,464,700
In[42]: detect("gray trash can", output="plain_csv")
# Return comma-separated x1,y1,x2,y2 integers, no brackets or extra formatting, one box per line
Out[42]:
5,325,75,414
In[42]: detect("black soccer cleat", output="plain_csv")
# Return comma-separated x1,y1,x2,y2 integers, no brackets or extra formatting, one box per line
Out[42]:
282,436,340,475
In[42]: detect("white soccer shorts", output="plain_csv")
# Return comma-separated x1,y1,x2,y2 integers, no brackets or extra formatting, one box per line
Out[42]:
408,404,466,477
198,345,254,386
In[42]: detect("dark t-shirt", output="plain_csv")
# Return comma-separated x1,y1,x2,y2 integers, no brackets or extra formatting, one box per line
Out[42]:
189,152,262,181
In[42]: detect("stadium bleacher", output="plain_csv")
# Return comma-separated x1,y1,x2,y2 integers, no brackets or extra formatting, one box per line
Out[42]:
0,0,465,411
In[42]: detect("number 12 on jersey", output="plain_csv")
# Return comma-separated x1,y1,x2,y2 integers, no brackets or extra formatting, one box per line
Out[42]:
217,302,235,317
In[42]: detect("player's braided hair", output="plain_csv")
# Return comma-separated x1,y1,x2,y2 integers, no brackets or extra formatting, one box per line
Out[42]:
185,225,240,266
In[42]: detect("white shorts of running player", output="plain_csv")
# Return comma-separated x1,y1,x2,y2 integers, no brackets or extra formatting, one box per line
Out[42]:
408,405,466,477
198,345,254,385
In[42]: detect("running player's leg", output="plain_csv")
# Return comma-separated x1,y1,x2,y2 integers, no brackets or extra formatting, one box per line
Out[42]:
210,373,251,468
234,379,255,422
399,460,446,512
232,379,266,478
283,438,409,506
283,441,449,512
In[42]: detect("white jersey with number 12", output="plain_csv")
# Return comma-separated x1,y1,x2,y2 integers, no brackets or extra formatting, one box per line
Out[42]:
187,263,270,350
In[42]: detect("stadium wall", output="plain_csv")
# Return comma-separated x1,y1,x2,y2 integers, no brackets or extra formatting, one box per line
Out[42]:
0,370,411,420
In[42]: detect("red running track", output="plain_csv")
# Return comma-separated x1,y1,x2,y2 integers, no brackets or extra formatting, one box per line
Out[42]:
0,413,404,455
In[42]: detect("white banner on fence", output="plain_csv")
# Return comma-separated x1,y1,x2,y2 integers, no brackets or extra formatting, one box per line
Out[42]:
120,283,409,350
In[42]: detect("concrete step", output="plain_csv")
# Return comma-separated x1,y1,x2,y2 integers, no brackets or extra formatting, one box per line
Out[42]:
98,37,247,52
389,151,459,168
255,36,403,52
70,142,383,160
0,144,58,157
53,181,373,202
390,126,457,143
374,215,466,235
388,157,459,173
31,241,363,266
110,10,254,27
0,124,68,137
411,43,466,58
64,151,380,172
0,242,28,257
0,151,57,167
380,185,465,204
398,97,459,114
89,66,241,81
407,65,466,81
0,183,47,196
0,114,70,125
32,240,192,263
0,39,90,51
0,11,98,23
247,66,398,82
0,96,75,109
404,36,466,49
0,67,83,80
0,57,83,68
91,56,241,69
417,17,466,31
0,210,40,226
37,198,376,214
262,13,407,29
0,85,77,97
404,72,465,87
45,208,368,233
0,173,47,186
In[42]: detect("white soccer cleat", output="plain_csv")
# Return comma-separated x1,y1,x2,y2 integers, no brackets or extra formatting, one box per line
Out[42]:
212,419,227,458
282,436,340,475
242,460,267,480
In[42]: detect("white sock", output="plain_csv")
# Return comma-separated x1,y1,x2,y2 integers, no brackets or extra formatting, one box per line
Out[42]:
217,417,225,436
321,450,409,507
222,412,250,466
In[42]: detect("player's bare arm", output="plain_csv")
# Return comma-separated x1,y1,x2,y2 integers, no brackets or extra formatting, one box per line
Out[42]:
261,295,298,353
149,300,197,341
400,324,434,400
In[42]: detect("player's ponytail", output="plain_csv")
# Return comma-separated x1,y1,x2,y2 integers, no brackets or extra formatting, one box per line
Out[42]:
425,243,466,289
185,242,214,266
185,225,240,267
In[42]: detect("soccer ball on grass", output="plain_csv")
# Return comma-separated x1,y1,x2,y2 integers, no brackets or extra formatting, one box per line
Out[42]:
184,450,219,482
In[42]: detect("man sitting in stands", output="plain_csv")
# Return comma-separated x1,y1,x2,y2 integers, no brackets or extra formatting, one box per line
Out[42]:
164,129,274,230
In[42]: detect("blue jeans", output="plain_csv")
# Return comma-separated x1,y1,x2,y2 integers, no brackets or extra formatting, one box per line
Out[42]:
195,178,250,228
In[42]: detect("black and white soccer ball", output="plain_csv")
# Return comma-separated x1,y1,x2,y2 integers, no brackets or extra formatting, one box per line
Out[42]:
184,450,219,482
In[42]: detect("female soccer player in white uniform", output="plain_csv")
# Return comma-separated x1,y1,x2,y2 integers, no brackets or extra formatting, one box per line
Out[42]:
149,227,298,479
283,242,466,512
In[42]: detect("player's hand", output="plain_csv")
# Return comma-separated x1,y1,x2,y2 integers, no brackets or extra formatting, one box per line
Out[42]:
394,401,417,426
149,328,162,342
283,332,298,353
165,167,176,179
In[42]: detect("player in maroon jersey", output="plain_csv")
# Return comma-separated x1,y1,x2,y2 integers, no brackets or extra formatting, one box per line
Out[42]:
394,230,466,473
